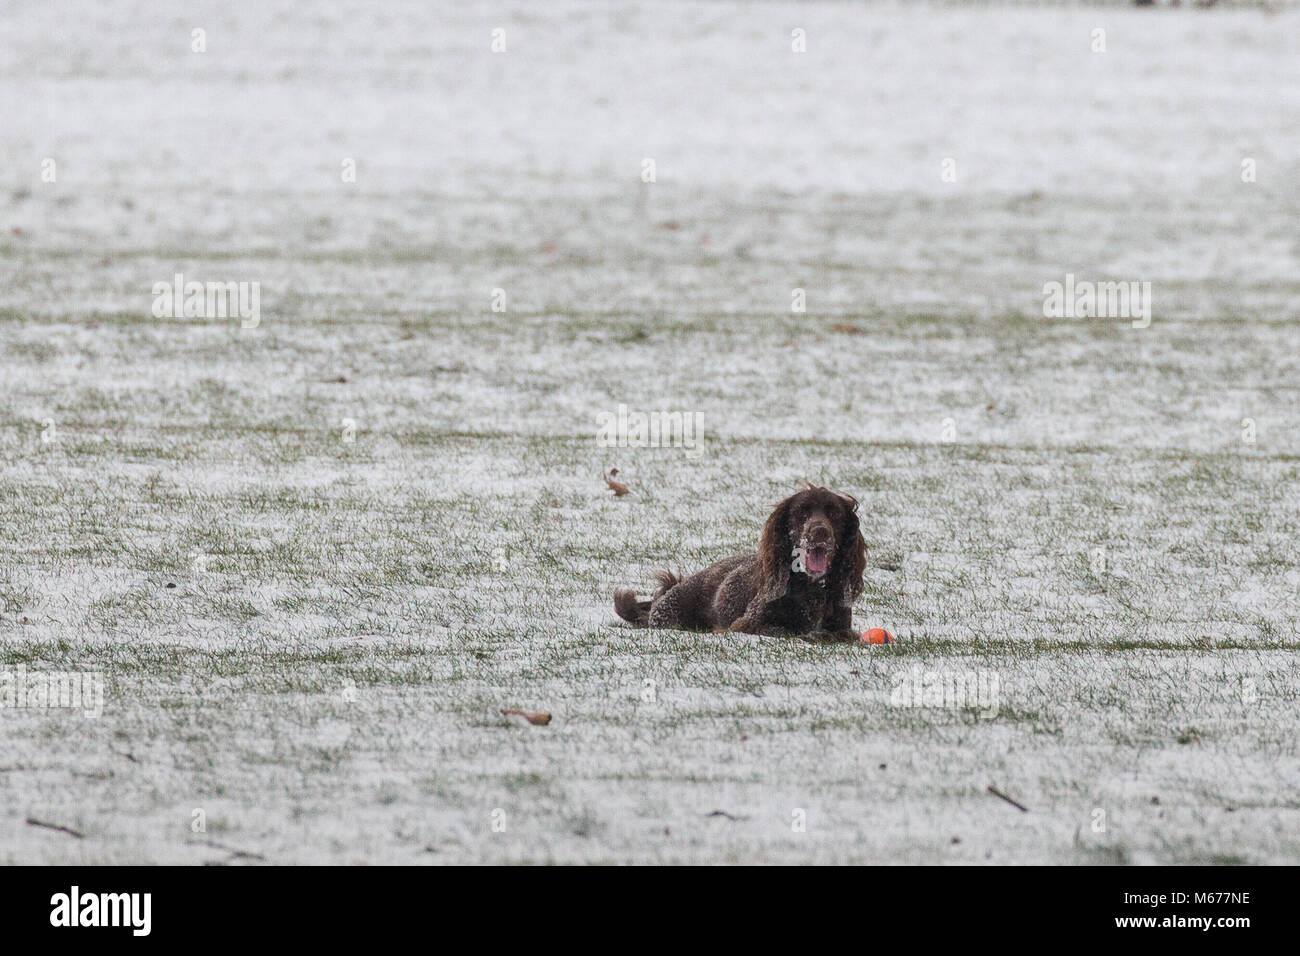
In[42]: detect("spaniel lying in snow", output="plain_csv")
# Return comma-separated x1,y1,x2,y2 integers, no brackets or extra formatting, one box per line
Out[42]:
614,485,867,643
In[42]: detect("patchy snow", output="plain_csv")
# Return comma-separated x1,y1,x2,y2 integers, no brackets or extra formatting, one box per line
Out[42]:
1,1,1298,864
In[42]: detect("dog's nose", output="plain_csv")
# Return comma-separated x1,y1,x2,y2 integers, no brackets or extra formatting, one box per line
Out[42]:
808,524,834,545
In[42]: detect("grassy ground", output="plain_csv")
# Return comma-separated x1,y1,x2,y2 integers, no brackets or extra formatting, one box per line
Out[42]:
2,1,1298,863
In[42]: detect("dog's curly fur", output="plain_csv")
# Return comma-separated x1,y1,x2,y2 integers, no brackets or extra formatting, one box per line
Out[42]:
614,486,867,642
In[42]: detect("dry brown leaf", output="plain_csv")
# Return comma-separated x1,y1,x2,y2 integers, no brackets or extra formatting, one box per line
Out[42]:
605,468,629,497
501,709,552,726
831,322,865,334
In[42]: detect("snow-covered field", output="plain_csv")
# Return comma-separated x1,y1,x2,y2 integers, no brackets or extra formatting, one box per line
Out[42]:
2,1,1298,864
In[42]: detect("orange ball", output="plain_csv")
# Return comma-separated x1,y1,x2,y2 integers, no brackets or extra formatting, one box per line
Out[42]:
860,628,895,645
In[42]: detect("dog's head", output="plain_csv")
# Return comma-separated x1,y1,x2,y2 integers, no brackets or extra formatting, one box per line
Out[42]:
758,484,866,606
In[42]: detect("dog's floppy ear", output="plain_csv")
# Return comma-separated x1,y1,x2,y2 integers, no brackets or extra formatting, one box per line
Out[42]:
830,494,866,608
758,495,794,601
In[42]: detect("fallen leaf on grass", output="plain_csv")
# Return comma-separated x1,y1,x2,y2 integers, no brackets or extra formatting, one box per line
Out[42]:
831,322,865,334
604,468,629,497
501,709,552,726
704,810,748,821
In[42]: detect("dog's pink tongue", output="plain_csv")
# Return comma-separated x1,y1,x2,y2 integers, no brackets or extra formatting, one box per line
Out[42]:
806,548,829,574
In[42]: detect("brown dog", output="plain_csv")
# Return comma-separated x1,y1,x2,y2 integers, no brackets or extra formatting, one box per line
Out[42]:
614,485,866,642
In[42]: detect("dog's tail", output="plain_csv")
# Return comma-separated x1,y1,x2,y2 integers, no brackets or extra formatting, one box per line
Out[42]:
652,569,681,596
614,570,681,626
